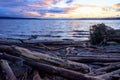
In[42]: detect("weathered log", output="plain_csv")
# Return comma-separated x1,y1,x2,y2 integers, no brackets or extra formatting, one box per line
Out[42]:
0,45,90,73
12,46,90,73
96,69,120,80
0,45,18,56
0,60,17,80
67,57,120,63
89,63,120,75
91,62,120,67
0,52,100,80
0,53,23,62
24,59,100,80
66,55,120,58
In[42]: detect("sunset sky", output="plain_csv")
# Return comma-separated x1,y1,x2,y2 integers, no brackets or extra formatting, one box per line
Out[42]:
0,0,120,18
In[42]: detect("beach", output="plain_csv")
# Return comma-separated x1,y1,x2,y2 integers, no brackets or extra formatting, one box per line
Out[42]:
0,22,120,80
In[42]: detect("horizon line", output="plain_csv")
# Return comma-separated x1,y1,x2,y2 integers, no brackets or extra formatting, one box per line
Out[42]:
0,16,120,20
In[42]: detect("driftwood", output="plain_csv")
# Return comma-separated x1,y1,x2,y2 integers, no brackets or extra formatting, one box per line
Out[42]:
67,57,120,63
0,52,100,80
0,45,18,56
89,63,120,75
0,59,17,80
12,46,90,73
90,23,120,45
66,55,120,58
0,42,120,80
24,59,100,80
91,62,120,67
96,69,120,80
0,45,90,73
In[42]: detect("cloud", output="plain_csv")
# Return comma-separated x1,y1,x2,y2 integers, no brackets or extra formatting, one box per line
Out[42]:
24,10,41,17
28,0,62,7
114,3,120,8
0,6,26,17
66,0,73,3
28,4,45,7
0,0,120,18
48,7,67,13
65,4,82,13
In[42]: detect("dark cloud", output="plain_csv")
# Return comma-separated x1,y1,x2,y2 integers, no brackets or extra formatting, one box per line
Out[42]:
66,0,73,3
0,0,64,17
0,6,26,17
48,7,66,13
0,0,27,7
115,3,120,5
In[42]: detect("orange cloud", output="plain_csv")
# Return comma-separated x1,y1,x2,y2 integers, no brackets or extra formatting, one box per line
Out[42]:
65,4,102,14
113,3,120,8
66,4,82,13
24,10,41,16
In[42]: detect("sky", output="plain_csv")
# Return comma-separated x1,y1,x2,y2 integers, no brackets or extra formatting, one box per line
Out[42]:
0,0,120,18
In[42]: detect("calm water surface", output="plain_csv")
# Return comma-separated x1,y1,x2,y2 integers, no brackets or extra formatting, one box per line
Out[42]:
0,19,120,41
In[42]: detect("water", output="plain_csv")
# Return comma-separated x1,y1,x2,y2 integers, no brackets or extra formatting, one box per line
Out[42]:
0,19,120,41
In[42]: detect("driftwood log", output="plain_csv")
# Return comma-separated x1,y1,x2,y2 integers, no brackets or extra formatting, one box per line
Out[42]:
67,57,120,63
0,45,90,73
0,45,18,56
0,52,100,80
66,55,120,58
24,59,100,80
94,64,120,75
0,59,17,80
89,63,120,76
12,46,90,73
96,69,120,80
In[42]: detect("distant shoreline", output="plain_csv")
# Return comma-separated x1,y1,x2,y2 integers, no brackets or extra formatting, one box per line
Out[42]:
0,17,120,20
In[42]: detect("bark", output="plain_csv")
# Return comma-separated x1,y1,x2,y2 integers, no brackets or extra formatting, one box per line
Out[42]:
12,46,90,73
0,60,17,80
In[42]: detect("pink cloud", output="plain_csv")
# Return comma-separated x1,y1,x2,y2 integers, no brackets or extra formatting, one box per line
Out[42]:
24,10,41,17
114,3,120,8
28,0,62,7
65,4,82,13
